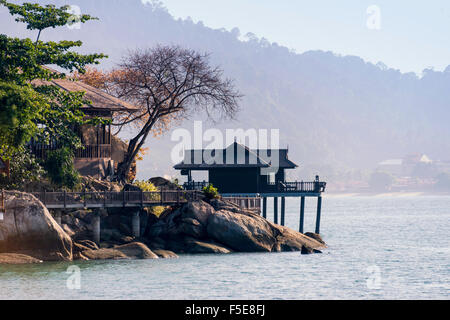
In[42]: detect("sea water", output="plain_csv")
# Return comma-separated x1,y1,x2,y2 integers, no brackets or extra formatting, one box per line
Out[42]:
0,195,449,300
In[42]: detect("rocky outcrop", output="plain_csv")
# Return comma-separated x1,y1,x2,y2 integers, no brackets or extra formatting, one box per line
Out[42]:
206,210,276,252
0,253,43,265
81,242,158,260
145,199,326,255
165,236,232,254
270,224,323,253
80,176,122,192
0,192,73,261
153,249,178,259
82,248,128,260
149,177,180,190
182,201,215,226
114,242,158,259
304,232,326,245
183,238,232,254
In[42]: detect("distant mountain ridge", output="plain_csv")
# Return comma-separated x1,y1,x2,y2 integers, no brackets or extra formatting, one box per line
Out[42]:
1,0,449,182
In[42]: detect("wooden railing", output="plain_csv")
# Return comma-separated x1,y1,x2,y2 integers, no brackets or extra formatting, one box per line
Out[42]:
32,190,203,209
223,196,261,210
279,181,327,193
183,181,210,191
74,144,111,159
31,144,111,159
184,180,327,194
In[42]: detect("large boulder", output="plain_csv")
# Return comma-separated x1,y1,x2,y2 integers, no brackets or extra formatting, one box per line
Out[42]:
270,224,326,253
83,242,159,260
80,176,122,192
177,218,206,238
82,248,128,260
153,249,178,259
304,232,326,245
165,236,232,254
206,209,276,252
183,238,232,254
149,177,180,190
114,242,159,259
0,253,43,264
181,201,215,226
0,192,73,261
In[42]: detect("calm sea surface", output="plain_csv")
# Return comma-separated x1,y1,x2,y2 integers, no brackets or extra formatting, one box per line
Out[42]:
0,195,449,300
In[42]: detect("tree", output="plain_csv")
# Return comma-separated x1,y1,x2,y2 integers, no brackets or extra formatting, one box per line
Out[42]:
0,1,105,188
78,46,241,183
0,0,97,44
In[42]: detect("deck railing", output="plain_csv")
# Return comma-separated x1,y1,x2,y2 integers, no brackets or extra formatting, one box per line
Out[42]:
279,181,327,193
74,144,111,159
183,181,210,191
31,190,203,209
184,180,327,193
223,196,261,210
31,144,112,159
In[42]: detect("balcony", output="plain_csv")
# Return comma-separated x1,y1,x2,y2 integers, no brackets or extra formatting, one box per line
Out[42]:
31,144,112,159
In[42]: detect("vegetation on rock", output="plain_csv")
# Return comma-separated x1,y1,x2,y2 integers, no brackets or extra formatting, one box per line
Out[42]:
202,184,220,200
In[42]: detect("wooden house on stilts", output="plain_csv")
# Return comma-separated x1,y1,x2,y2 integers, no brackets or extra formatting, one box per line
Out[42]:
174,142,327,233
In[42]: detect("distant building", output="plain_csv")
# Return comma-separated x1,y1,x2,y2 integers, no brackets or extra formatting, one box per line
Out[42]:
377,159,403,176
378,154,435,178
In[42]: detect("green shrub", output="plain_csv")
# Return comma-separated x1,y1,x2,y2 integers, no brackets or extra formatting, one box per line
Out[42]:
134,180,165,215
133,180,158,192
43,147,80,189
202,184,219,199
0,147,44,190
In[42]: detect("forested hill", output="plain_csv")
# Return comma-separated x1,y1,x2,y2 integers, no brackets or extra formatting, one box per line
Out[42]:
2,0,450,182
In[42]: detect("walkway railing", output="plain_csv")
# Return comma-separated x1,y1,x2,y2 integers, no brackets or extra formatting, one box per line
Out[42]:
223,196,261,210
184,180,327,194
31,143,112,159
279,181,327,193
183,181,210,191
74,145,111,159
32,190,203,209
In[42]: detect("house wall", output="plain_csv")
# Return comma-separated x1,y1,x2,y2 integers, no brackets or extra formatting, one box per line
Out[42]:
209,168,259,194
258,168,285,193
74,158,111,180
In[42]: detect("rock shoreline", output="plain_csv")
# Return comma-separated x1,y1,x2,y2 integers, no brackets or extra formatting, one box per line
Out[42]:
0,191,326,264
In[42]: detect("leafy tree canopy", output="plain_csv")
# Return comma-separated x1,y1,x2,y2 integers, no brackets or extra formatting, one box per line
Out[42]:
0,1,106,188
0,0,97,41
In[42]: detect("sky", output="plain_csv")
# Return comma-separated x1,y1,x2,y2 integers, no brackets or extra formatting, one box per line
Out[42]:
156,0,450,75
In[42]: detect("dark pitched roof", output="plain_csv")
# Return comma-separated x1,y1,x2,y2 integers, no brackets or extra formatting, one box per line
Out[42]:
174,142,298,170
32,67,139,112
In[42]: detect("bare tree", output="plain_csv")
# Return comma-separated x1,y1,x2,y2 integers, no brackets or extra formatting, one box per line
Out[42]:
110,45,242,183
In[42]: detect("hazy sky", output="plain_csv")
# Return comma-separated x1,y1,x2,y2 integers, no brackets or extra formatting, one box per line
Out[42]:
158,0,450,74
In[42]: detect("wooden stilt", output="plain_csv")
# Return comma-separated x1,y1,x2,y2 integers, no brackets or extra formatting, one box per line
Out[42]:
274,197,278,224
281,197,286,226
299,196,305,233
315,196,322,234
262,197,267,218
